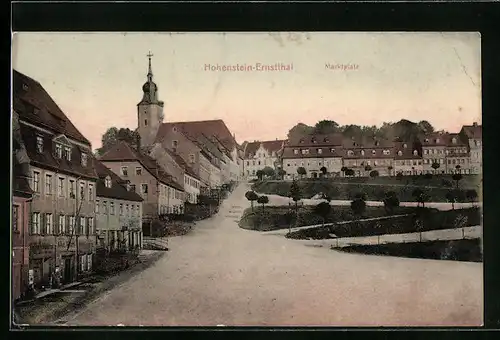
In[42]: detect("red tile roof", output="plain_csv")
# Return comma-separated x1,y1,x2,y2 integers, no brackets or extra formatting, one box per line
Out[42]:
288,133,344,147
461,124,482,139
94,160,144,202
420,133,449,147
100,141,184,191
13,70,91,146
282,145,343,159
164,148,201,181
393,141,422,160
244,140,285,158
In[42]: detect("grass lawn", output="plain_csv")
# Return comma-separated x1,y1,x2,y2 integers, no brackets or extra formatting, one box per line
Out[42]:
286,207,481,239
337,239,482,263
252,175,481,202
239,205,422,232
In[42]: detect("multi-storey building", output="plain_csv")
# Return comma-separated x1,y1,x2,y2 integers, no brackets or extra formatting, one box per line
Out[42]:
94,160,143,253
421,133,448,174
445,133,470,174
13,69,98,288
342,137,395,177
99,141,185,226
12,111,33,301
281,134,344,179
393,141,423,176
243,139,285,178
459,122,482,174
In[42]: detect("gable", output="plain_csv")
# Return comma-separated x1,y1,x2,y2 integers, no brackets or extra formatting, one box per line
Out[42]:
53,134,72,147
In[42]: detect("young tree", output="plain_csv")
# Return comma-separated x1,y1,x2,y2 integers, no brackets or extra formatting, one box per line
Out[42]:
412,188,428,208
289,180,302,215
383,191,400,215
350,198,367,219
466,189,478,204
262,166,275,178
455,164,461,174
245,191,259,211
314,202,332,227
345,168,355,177
277,169,287,180
387,166,393,177
445,191,457,210
369,170,379,179
257,195,269,211
256,170,264,181
431,162,440,174
297,167,307,179
452,173,463,189
341,166,348,177
364,165,372,176
314,120,340,134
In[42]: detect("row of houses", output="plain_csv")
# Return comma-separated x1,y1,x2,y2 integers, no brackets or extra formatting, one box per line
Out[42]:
241,126,482,179
12,61,244,301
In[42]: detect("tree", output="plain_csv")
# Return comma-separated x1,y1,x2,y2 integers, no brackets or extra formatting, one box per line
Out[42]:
452,173,463,189
431,162,440,174
466,189,478,204
445,191,457,210
277,169,286,180
369,170,379,179
287,123,314,139
313,120,340,134
345,168,355,177
341,166,348,177
256,170,264,181
364,165,372,176
314,202,332,227
245,191,259,211
424,173,433,180
321,193,332,203
297,167,307,179
320,166,327,177
354,192,367,201
387,166,393,177
412,188,428,208
396,172,403,180
257,195,269,211
455,164,461,173
383,191,400,215
262,166,275,178
417,120,435,134
96,127,141,156
289,180,302,215
351,198,366,218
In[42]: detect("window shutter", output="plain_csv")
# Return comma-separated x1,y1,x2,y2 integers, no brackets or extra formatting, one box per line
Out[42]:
40,213,46,235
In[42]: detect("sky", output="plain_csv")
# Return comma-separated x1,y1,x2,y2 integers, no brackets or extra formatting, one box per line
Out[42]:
12,32,481,149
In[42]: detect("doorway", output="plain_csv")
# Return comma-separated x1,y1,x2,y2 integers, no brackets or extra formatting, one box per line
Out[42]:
63,258,72,283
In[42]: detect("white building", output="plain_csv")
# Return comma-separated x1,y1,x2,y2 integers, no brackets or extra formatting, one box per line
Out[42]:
243,140,285,178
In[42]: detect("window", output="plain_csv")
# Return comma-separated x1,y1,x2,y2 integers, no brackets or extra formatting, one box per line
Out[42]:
435,138,440,143
55,143,62,158
105,176,112,188
423,149,428,155
88,217,94,235
45,174,53,195
371,150,376,155
36,136,44,153
126,204,129,215
80,216,86,235
86,254,93,271
374,161,378,166
141,184,148,194
31,212,40,234
135,167,142,175
383,149,390,155
64,146,72,161
88,184,94,200
32,171,40,192
103,201,108,214
58,177,65,197
120,204,124,215
347,150,354,156
452,138,457,144
80,255,87,272
189,154,195,163
96,200,100,214
121,167,129,176
110,202,115,215
413,150,418,156
13,205,19,232
317,149,323,154
81,153,88,166
130,184,136,192
172,140,178,148
361,150,365,156
145,119,148,126
294,149,299,155
69,216,75,235
58,215,65,234
45,213,53,235
397,151,403,156
80,182,85,200
69,180,76,198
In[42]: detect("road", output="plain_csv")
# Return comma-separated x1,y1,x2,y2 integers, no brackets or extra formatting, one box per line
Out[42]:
62,183,483,327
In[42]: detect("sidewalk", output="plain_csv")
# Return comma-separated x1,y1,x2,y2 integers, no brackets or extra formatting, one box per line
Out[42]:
13,250,166,326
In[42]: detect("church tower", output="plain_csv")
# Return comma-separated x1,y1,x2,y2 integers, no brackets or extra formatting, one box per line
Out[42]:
137,52,164,147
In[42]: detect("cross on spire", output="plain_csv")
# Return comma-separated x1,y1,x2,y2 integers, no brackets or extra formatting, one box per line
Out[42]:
147,51,154,80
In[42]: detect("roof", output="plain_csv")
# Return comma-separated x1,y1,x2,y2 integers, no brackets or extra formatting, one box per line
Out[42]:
164,148,201,181
94,160,144,202
342,136,394,149
155,119,239,152
100,141,184,191
420,133,449,147
393,141,422,160
244,139,285,158
282,145,343,159
20,123,98,180
13,156,33,198
446,133,468,147
13,70,91,146
288,133,344,147
461,124,482,139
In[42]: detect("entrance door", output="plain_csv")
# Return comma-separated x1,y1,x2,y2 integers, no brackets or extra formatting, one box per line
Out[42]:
63,258,72,283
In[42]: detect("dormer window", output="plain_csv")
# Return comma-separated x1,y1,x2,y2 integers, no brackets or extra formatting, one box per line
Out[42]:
383,149,390,155
311,138,317,144
330,148,335,153
398,150,403,156
424,138,429,143
361,150,365,156
294,149,299,155
81,153,88,167
452,138,457,144
435,138,440,143
347,150,354,156
324,138,329,143
121,166,128,176
371,150,376,155
317,148,323,154
374,141,380,146
403,143,407,148
22,83,29,91
173,127,177,132
413,150,418,156
172,140,178,148
353,142,357,147
63,146,71,161
36,136,44,153
105,176,112,188
299,139,304,144
55,143,62,158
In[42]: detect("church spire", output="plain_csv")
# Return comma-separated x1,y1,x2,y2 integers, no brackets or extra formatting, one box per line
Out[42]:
147,51,154,82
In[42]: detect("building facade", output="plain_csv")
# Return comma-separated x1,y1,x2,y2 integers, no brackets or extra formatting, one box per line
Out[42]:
393,141,423,175
13,70,98,289
445,133,470,174
94,161,143,253
460,123,482,174
243,139,285,178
